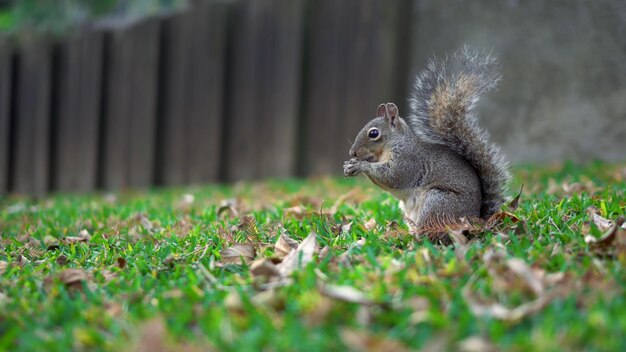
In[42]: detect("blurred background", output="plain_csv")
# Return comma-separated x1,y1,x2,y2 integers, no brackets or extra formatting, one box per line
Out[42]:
0,0,624,196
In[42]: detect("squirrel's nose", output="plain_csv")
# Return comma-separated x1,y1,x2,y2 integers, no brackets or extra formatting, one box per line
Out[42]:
350,150,357,158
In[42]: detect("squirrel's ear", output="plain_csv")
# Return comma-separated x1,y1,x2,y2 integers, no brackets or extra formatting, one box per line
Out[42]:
385,102,399,127
376,104,386,117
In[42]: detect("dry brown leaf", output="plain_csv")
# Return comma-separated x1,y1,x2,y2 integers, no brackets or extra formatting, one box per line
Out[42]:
250,258,280,279
56,255,69,266
506,258,544,296
341,221,354,235
340,329,409,352
276,232,317,277
274,232,299,259
117,257,127,269
136,318,168,352
587,207,613,231
463,287,557,322
220,244,255,265
64,229,91,244
448,229,469,246
585,216,625,248
0,261,7,275
507,184,524,211
58,268,89,290
320,284,373,305
217,198,240,218
458,336,497,352
237,215,257,238
363,218,377,232
283,205,307,219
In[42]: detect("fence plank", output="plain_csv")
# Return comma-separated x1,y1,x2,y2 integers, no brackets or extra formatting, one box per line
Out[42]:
301,0,351,176
100,18,160,190
224,0,304,181
255,0,304,179
157,9,193,186
0,38,12,194
185,0,228,184
53,30,104,192
157,1,228,186
12,36,52,196
301,0,406,176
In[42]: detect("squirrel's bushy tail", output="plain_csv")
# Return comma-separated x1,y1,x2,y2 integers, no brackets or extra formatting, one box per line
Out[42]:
407,46,510,218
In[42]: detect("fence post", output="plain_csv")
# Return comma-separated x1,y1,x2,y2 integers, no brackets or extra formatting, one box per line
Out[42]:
99,17,161,190
52,29,104,192
0,37,12,195
223,0,305,181
12,35,52,196
157,0,229,186
300,0,409,176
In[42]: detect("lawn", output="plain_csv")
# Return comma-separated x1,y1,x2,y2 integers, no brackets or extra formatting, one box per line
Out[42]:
1,162,625,351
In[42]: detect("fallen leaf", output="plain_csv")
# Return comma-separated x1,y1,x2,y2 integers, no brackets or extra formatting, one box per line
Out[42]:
320,284,373,305
237,215,257,238
283,205,307,219
56,255,69,265
274,232,299,259
463,287,557,322
250,258,280,279
506,258,544,296
220,244,255,265
58,268,89,290
276,232,317,277
217,198,239,218
340,329,409,352
585,216,625,248
364,218,377,231
136,318,167,352
0,261,7,275
64,229,91,244
448,229,469,246
458,336,497,352
341,221,354,235
507,184,524,211
117,257,127,269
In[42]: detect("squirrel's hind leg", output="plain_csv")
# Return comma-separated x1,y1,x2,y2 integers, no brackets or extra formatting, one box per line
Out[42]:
409,189,480,240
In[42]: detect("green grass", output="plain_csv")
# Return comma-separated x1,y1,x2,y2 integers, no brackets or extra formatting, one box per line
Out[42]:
1,162,625,351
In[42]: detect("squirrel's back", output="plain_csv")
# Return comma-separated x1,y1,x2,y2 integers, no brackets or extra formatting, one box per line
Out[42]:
407,47,510,218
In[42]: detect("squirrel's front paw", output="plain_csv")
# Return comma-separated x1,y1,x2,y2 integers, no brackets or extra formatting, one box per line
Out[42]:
343,158,366,177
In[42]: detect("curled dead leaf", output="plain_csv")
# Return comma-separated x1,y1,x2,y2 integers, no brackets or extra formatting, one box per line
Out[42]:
507,184,524,211
117,257,127,269
274,232,299,259
276,232,317,277
364,218,377,232
250,258,280,279
320,284,373,305
58,268,89,290
56,255,69,265
283,205,307,219
220,244,255,265
587,207,613,232
217,198,240,218
340,329,409,352
458,336,497,352
585,216,625,248
237,215,258,238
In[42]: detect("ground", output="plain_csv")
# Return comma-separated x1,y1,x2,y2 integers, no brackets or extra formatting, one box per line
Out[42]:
1,162,625,351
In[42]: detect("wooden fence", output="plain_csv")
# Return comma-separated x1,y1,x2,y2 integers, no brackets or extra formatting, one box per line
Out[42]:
0,0,413,196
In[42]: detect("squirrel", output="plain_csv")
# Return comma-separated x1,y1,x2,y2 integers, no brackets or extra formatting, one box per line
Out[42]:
343,47,510,232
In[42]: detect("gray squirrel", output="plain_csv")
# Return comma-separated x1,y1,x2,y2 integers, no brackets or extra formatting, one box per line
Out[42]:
343,47,510,231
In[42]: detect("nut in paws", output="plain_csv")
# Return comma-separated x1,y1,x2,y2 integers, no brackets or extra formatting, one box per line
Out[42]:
344,158,365,177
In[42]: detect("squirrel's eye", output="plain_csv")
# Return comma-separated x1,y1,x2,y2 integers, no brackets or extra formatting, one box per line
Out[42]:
368,128,380,140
